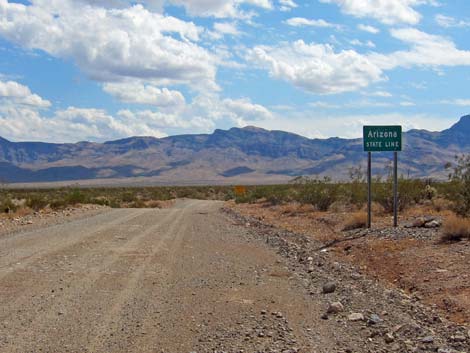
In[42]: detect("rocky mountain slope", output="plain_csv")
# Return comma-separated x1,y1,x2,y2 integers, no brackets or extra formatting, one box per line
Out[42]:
0,115,469,184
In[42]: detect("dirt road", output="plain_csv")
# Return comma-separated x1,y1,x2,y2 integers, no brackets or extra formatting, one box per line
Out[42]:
0,200,467,353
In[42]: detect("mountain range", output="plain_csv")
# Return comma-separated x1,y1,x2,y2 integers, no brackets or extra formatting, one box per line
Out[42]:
1,115,469,186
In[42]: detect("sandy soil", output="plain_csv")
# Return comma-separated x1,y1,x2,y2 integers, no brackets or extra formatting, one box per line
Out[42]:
230,201,470,326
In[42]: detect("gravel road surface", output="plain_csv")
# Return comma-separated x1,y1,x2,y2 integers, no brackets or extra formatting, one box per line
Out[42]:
0,200,467,353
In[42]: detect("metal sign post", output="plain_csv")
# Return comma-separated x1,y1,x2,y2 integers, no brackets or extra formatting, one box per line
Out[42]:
393,151,398,227
363,126,402,228
367,151,372,228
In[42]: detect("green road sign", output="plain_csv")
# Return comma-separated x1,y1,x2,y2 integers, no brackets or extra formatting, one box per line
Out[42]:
363,125,402,152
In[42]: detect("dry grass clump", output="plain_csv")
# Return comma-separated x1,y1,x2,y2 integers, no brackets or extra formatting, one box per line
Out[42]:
12,207,34,218
360,202,385,215
280,202,302,216
328,201,353,213
432,198,453,212
280,203,314,216
145,200,175,209
440,214,470,242
342,212,368,231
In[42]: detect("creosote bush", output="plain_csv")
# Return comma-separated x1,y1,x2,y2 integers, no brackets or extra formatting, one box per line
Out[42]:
0,196,17,213
26,194,49,211
232,178,453,214
0,177,467,216
446,154,470,216
1,185,233,213
65,189,88,205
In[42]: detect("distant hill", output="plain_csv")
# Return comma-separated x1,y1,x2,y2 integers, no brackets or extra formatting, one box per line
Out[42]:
1,115,469,185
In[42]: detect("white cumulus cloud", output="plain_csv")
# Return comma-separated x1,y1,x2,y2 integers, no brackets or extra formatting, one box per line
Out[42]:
247,40,384,94
320,0,436,25
103,83,186,107
278,0,297,11
285,17,340,29
350,39,375,48
0,105,168,142
440,99,470,107
74,0,273,18
357,24,380,34
168,0,273,18
0,80,51,108
370,28,470,70
223,97,273,123
435,14,470,28
0,88,273,142
0,0,218,90
207,22,242,40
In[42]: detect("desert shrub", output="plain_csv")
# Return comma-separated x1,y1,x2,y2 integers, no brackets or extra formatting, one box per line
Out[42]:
234,188,260,204
446,154,470,216
3,181,462,212
264,187,292,205
224,189,236,201
347,165,367,206
0,196,17,213
26,194,49,211
65,189,88,205
435,180,460,201
234,194,255,204
175,187,205,199
348,182,367,206
372,180,394,213
233,180,347,211
432,198,452,212
109,199,122,208
342,212,368,231
49,199,67,210
398,179,427,210
152,189,173,201
89,197,110,207
129,199,146,208
372,178,426,213
297,181,339,211
121,191,138,203
233,185,292,205
440,214,470,242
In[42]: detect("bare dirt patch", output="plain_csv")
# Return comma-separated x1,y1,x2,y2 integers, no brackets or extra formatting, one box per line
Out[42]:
336,237,470,325
229,201,470,326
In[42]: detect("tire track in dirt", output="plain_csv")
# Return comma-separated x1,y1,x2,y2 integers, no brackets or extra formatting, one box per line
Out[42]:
126,201,312,352
132,207,220,352
0,209,154,315
0,206,185,353
85,200,194,353
0,209,143,274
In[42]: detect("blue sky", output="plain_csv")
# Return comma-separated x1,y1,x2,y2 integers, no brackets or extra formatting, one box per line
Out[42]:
0,0,469,142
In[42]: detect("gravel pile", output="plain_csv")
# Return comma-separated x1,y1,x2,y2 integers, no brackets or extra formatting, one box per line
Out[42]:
345,225,441,240
193,310,302,352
